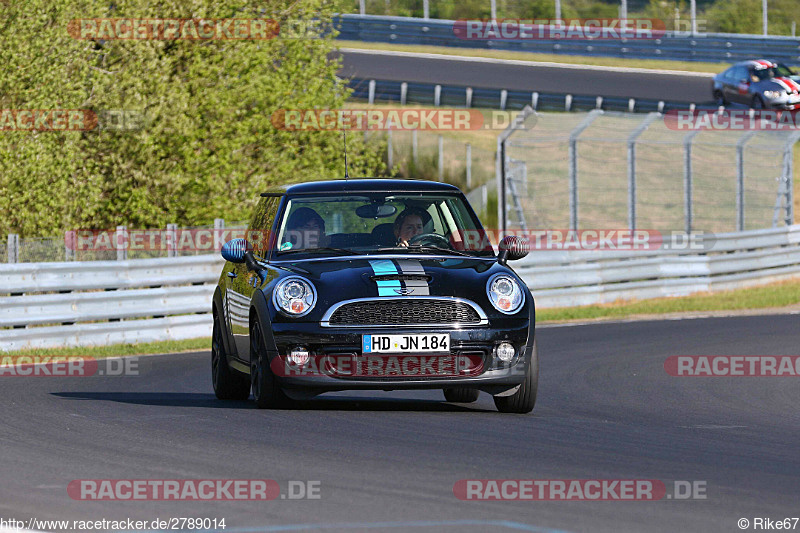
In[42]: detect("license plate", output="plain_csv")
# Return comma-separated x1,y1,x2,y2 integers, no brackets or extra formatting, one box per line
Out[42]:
362,333,450,354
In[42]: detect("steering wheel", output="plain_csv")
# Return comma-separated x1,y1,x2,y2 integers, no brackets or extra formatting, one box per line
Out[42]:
407,233,452,249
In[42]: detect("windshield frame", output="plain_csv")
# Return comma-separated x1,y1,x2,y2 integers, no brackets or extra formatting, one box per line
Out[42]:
268,191,494,260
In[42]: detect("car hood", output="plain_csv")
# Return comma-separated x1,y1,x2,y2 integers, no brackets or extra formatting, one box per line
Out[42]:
271,255,504,309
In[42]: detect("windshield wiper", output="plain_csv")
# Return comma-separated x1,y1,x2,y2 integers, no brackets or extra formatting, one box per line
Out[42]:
376,245,473,257
277,247,354,255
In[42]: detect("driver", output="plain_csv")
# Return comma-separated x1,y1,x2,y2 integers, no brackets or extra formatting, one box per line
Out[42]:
393,207,430,247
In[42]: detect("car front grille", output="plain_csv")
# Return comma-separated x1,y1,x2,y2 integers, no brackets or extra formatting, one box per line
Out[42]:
323,298,485,327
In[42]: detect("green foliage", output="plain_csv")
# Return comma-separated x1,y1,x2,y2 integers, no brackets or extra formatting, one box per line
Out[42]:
0,0,387,237
702,0,800,35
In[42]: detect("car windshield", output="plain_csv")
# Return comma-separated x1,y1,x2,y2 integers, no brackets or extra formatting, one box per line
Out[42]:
272,192,495,258
753,64,796,81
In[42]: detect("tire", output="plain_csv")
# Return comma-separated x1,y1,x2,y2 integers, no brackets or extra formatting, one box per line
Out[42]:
713,91,727,107
493,339,539,414
250,319,292,409
752,95,765,110
443,388,480,403
211,313,250,401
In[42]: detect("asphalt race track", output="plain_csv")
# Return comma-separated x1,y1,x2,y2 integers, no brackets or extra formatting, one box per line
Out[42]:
338,49,715,104
1,314,799,533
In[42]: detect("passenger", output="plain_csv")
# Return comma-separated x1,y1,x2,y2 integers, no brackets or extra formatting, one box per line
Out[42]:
282,207,329,250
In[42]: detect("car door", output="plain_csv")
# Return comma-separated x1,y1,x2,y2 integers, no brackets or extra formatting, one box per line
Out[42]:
228,196,281,362
729,66,752,105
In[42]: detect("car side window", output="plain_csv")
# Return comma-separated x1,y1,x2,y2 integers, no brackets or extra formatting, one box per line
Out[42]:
731,66,748,82
722,67,735,80
248,196,280,257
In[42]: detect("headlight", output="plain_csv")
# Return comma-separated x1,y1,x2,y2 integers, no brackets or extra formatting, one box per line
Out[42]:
272,276,317,317
486,273,525,314
763,90,784,99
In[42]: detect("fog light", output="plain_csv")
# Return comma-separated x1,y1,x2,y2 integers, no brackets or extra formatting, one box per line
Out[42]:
495,342,515,363
289,346,310,366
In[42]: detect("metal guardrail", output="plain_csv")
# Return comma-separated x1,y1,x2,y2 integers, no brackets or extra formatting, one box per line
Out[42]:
0,255,222,351
516,225,800,308
336,15,800,64
1,226,799,350
347,78,717,113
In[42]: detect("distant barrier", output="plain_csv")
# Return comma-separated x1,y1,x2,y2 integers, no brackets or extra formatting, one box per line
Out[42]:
336,15,800,64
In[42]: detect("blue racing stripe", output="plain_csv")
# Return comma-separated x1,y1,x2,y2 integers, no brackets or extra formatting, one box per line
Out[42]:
369,259,400,296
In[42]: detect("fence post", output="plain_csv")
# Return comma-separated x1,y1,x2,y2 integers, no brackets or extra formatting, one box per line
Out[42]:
7,233,19,263
781,132,800,226
400,82,408,105
387,126,394,168
438,135,444,181
166,223,178,258
368,80,376,105
736,131,758,231
412,129,418,165
65,231,76,261
214,218,225,252
627,112,660,231
568,110,603,230
359,0,365,14
434,85,441,107
116,225,128,261
683,130,700,234
423,0,429,19
466,143,472,189
496,105,535,233
466,87,473,108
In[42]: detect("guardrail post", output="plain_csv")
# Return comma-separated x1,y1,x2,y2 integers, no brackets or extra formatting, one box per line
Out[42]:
736,131,758,231
214,218,225,252
65,231,76,261
500,90,507,110
434,84,441,107
466,87,473,108
628,98,636,113
116,225,128,261
568,110,603,230
565,94,573,112
683,130,700,234
596,96,603,110
466,143,472,189
7,233,19,263
532,92,539,110
627,112,660,231
423,0,429,19
400,82,408,105
368,80,376,105
166,223,178,258
438,134,444,181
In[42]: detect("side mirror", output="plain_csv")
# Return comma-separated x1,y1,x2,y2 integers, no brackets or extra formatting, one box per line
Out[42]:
498,235,529,265
221,238,250,264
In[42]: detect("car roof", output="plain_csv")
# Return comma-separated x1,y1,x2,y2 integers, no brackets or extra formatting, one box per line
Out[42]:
735,59,777,68
261,179,462,196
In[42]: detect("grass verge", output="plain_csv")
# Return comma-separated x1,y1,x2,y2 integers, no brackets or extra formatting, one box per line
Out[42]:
537,278,800,323
1,337,210,358
337,40,724,74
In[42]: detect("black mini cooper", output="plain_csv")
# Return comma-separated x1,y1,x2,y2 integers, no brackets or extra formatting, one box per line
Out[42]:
211,179,537,413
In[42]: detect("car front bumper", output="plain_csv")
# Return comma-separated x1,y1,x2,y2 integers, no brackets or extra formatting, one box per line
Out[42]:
265,317,534,395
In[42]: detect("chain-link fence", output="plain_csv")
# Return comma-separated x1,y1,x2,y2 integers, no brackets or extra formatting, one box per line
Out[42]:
3,220,247,264
500,108,799,233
